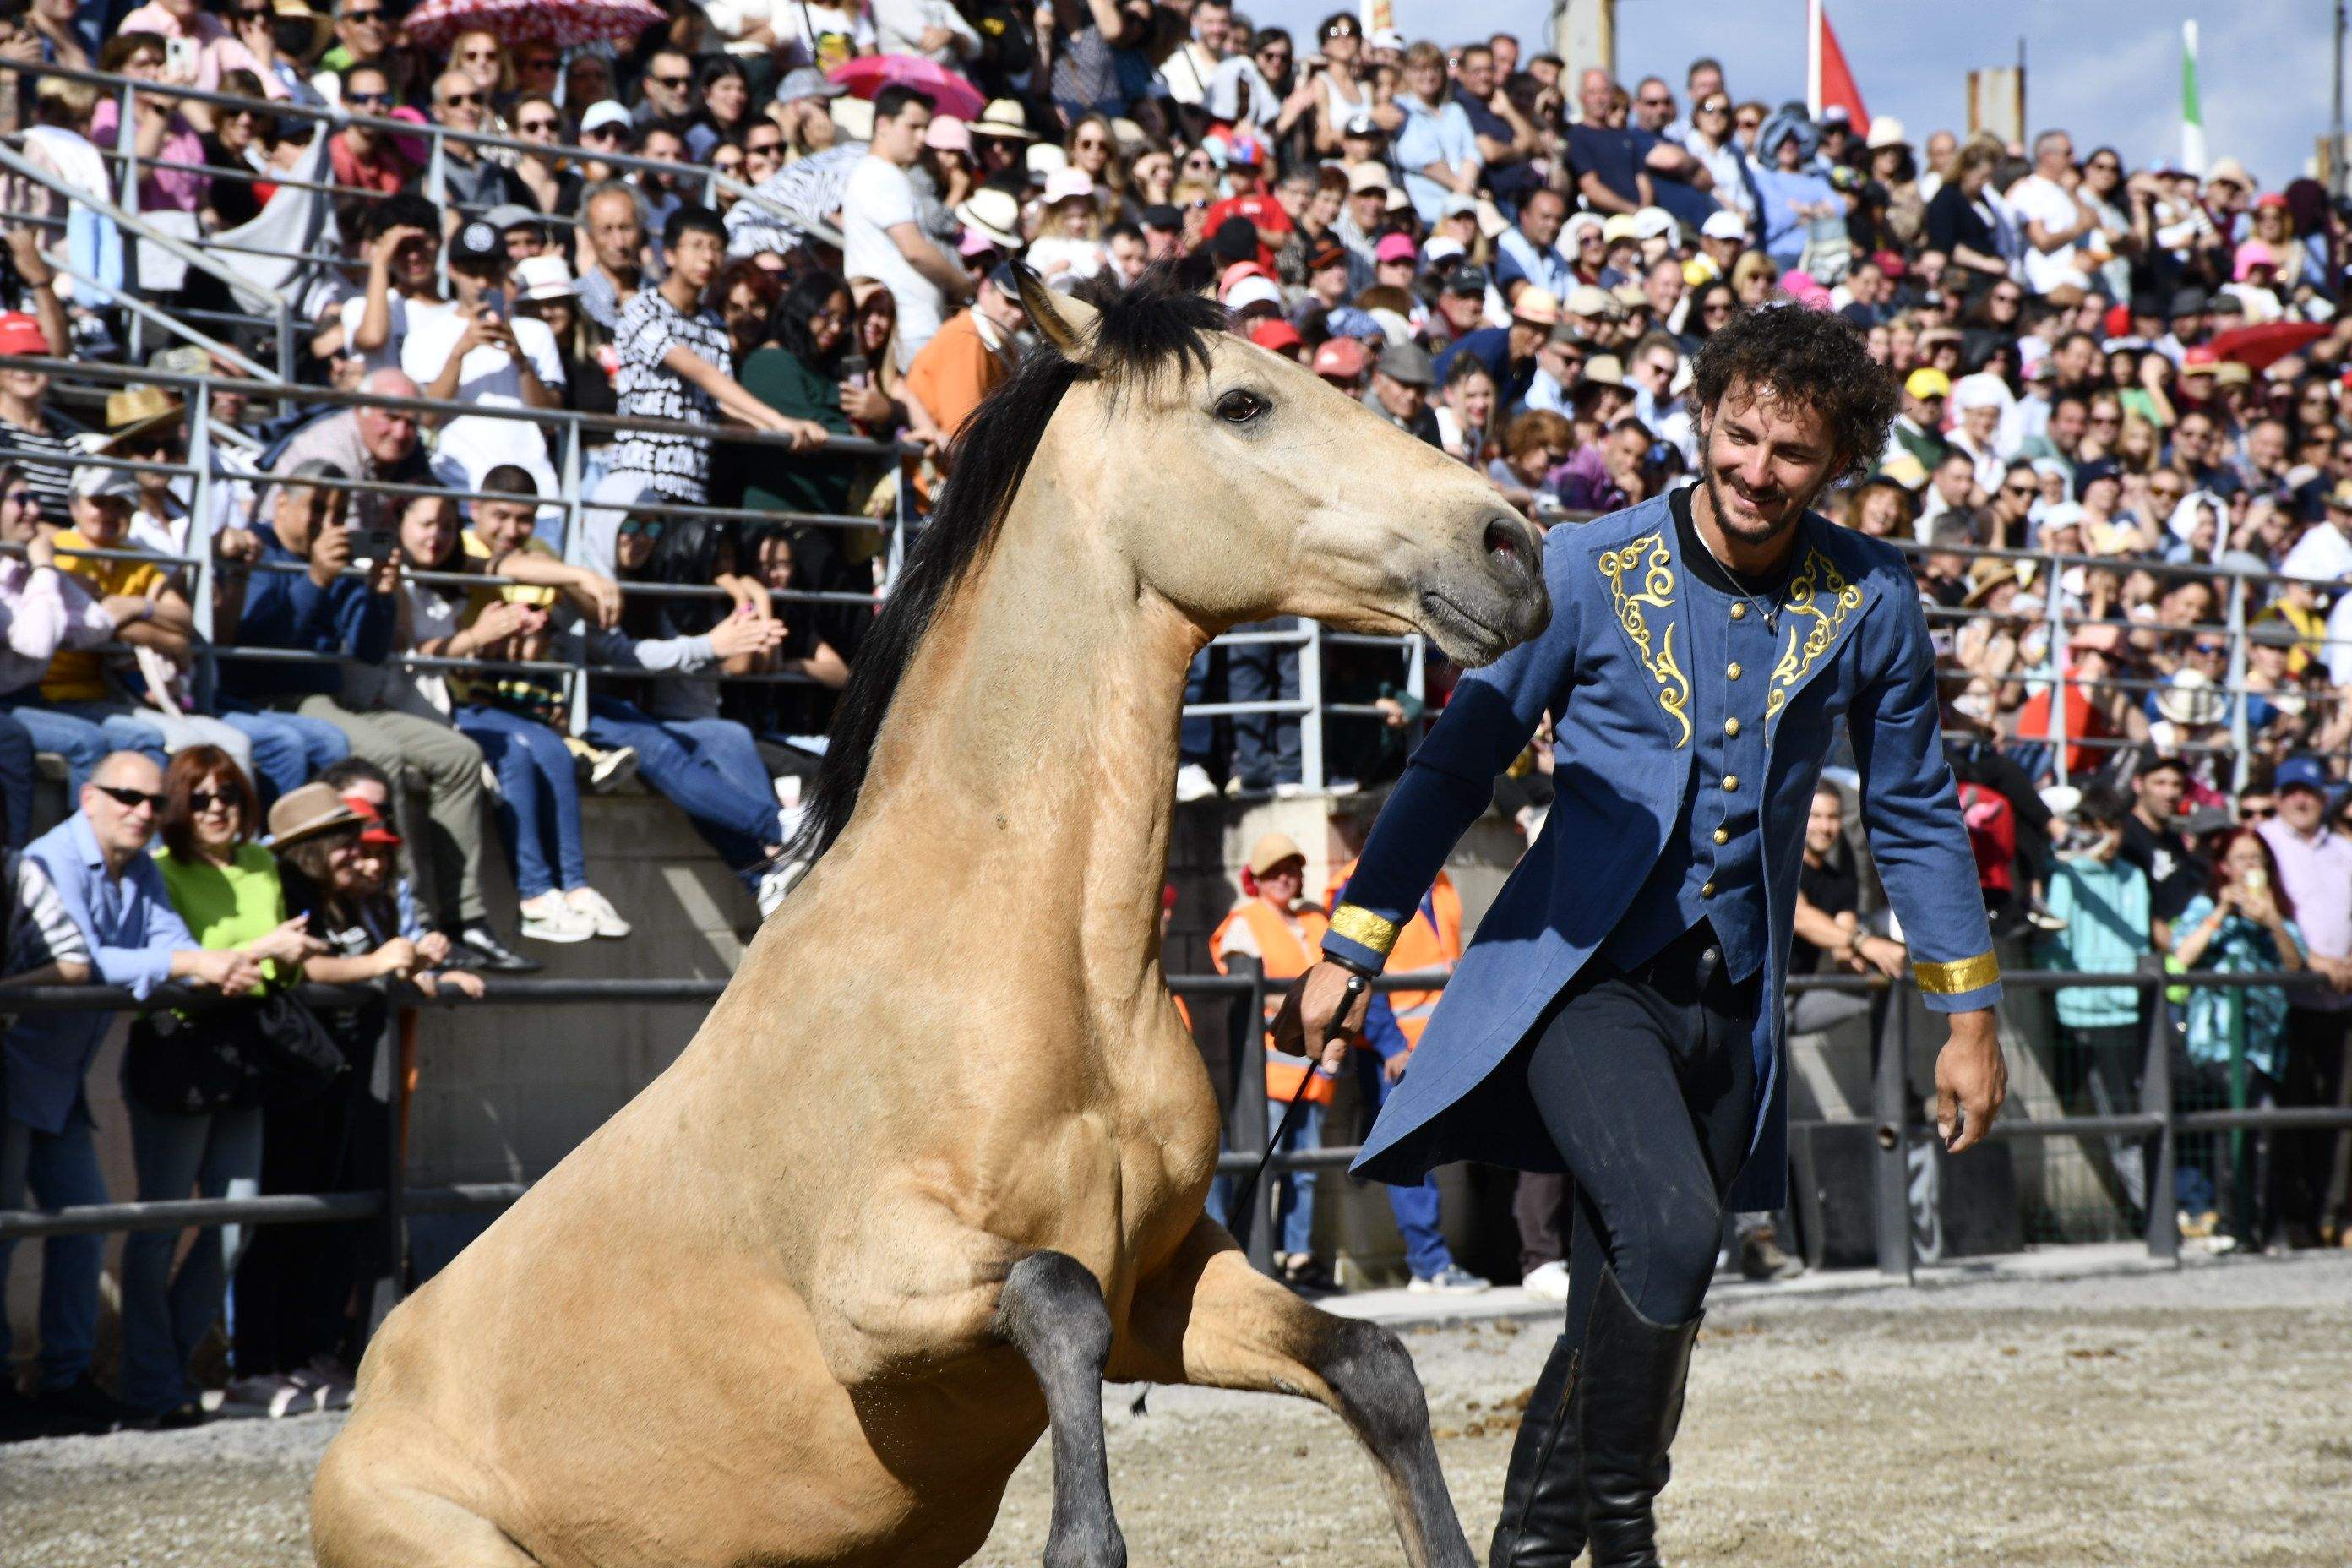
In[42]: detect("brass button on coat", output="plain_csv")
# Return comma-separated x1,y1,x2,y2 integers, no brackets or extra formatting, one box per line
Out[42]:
1724,718,1740,738
1712,828,1729,845
1722,775,1739,792
1727,662,1742,680
1729,603,1746,620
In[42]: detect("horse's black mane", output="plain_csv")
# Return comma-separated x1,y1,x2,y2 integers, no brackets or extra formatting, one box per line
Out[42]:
788,263,1226,863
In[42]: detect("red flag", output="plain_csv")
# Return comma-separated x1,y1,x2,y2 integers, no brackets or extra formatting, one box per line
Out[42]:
1808,0,1871,138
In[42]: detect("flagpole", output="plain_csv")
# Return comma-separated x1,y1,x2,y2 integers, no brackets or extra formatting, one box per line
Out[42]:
1806,0,1822,117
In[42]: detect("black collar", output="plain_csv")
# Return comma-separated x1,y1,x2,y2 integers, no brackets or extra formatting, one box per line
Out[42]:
1670,481,1799,600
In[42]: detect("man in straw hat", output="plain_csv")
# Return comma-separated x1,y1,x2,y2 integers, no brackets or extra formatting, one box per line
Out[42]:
1283,303,2006,1567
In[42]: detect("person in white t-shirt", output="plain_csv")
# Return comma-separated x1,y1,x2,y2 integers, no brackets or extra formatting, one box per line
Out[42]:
342,193,450,377
2006,130,2100,301
401,218,564,504
841,84,974,371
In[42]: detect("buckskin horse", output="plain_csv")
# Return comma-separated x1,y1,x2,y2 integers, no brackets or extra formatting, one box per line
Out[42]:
312,267,1549,1568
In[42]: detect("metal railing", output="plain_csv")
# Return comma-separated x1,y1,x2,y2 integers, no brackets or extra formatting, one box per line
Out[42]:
8,961,2346,1288
3,354,1432,791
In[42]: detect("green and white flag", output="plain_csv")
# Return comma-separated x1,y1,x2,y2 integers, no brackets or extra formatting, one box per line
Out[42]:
2180,19,2206,176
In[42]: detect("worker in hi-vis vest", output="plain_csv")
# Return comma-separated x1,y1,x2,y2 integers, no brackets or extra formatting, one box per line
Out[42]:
1207,833,1331,1289
1324,859,1489,1294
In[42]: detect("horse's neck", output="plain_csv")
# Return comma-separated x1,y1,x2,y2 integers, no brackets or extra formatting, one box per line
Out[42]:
850,491,1199,994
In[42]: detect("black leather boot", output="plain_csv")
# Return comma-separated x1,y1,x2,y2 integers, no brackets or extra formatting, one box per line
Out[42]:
1486,1331,1587,1567
1580,1266,1701,1568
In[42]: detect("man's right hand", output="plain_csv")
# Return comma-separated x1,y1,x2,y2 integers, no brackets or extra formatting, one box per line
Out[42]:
709,612,787,660
309,518,352,585
1272,960,1373,1074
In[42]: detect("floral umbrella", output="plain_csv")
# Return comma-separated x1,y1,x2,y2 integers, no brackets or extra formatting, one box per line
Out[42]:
400,0,665,53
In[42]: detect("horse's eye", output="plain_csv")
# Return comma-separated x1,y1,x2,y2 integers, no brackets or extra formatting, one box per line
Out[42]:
1217,389,1269,424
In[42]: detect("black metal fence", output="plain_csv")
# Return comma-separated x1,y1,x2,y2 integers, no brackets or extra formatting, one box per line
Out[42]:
3,961,2348,1288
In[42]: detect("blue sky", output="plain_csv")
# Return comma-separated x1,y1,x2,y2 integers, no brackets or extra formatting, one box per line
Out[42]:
1242,0,2338,189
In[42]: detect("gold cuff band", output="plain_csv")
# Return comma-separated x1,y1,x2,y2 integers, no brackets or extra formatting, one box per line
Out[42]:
1328,903,1400,958
1914,950,2001,995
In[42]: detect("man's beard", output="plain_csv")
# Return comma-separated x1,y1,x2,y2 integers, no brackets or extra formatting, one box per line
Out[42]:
1698,444,1821,550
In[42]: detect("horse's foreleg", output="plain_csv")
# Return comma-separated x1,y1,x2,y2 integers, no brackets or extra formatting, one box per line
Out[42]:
1114,1217,1476,1568
998,1251,1128,1568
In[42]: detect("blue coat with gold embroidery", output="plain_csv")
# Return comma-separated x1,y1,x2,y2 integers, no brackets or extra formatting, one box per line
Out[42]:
1325,493,2001,1211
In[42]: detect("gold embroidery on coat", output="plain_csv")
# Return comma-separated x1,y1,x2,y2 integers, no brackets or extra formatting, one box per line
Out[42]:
1766,549,1865,721
1598,531,1692,748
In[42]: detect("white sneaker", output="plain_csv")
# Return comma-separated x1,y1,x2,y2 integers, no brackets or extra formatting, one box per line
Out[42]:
1175,764,1217,803
587,744,640,794
517,891,596,944
220,1373,329,1418
1407,1264,1491,1294
285,1367,351,1411
564,885,631,939
1521,1260,1571,1302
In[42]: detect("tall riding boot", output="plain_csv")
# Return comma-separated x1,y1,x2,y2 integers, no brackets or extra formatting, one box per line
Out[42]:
1580,1265,1702,1568
1486,1331,1587,1566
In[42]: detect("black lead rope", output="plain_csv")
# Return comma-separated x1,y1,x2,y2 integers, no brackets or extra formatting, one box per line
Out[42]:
1227,972,1368,1257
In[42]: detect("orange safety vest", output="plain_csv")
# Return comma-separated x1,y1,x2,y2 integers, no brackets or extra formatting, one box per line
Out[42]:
1210,897,1335,1105
1324,860,1463,1049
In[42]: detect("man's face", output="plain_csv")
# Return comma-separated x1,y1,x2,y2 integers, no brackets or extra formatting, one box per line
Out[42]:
1375,371,1425,421
1578,68,1612,124
1438,289,1483,331
2136,766,2186,819
1108,231,1146,286
1505,320,1544,362
336,0,387,61
1194,3,1228,52
643,51,692,116
1697,382,1841,546
433,72,483,131
84,755,165,861
667,227,725,293
1491,35,1518,74
975,280,1029,337
1688,63,1723,104
874,101,931,165
355,402,418,464
744,121,786,183
1143,221,1181,259
2050,400,2088,452
2037,132,2074,174
2249,421,2287,469
1458,49,1495,98
1644,261,1682,318
1631,345,1676,397
1934,455,1975,507
2055,335,2095,383
2175,416,2213,463
2280,786,2325,834
1520,191,1565,248
503,224,544,264
1349,188,1386,230
588,193,643,273
343,68,393,131
69,493,129,544
1805,790,1844,857
473,498,536,552
273,482,341,554
1633,79,1674,132
640,128,685,183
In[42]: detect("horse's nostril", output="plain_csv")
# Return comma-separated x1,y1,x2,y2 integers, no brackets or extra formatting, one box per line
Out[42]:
1484,520,1522,568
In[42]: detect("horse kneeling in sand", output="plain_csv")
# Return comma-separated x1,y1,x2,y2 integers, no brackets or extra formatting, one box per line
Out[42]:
311,268,1549,1568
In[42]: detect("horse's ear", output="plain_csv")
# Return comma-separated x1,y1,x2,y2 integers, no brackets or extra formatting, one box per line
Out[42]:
1010,263,1100,364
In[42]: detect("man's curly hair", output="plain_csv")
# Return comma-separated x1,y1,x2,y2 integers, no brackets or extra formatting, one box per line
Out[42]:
1689,303,1897,491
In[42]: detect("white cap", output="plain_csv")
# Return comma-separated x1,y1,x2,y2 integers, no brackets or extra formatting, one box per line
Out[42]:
1952,372,2009,412
1026,141,1068,177
1422,236,1467,264
1370,26,1405,49
1042,167,1095,205
1865,115,1908,149
1223,275,1283,313
513,254,576,301
1701,210,1747,242
580,100,632,134
1631,206,1676,242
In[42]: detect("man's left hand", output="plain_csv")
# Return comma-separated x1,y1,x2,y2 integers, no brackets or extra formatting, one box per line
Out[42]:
1935,1010,2006,1152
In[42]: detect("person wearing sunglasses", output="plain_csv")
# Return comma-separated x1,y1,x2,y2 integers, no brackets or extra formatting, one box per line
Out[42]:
324,62,415,196
428,69,532,215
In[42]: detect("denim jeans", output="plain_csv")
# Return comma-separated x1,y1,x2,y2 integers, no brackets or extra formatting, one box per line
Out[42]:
117,1100,264,1413
1355,1051,1455,1280
0,1113,110,1391
216,704,351,804
0,708,32,850
454,703,588,901
583,696,778,886
1179,647,1216,770
1268,1097,1323,1257
4,700,166,798
42,699,255,782
1226,618,1301,788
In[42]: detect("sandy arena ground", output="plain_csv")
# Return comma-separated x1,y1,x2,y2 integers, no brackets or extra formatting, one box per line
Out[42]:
3,1253,2348,1568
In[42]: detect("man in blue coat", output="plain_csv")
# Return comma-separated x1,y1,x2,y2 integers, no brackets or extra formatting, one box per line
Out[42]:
1278,303,2008,1568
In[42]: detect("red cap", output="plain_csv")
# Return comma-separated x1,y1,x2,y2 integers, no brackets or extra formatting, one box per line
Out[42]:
0,312,51,357
2181,344,2220,373
1311,335,1369,380
1218,259,1271,292
2104,302,2132,340
1249,318,1304,354
341,794,402,847
1870,248,1906,278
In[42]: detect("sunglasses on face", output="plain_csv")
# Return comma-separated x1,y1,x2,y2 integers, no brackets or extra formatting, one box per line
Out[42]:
2243,805,2276,819
95,784,166,811
651,73,691,88
2193,644,2226,656
342,5,383,19
189,787,236,812
747,138,781,154
347,90,392,106
1735,115,1761,129
440,90,483,106
2001,482,2037,498
236,7,270,20
618,518,666,538
520,115,559,132
1075,136,1107,150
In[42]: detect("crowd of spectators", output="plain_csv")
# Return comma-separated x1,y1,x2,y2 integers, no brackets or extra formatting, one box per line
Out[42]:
3,0,2352,1427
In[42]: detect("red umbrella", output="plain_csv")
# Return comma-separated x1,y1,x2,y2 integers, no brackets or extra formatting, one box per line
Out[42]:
400,0,664,52
826,54,986,122
2208,321,2331,373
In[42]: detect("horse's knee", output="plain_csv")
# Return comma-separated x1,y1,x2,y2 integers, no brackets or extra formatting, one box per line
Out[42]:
998,1250,1112,1367
1318,1317,1435,1451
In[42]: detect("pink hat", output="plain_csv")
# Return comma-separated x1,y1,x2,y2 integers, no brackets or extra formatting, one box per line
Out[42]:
1375,232,1418,264
2234,239,2278,280
1042,167,1095,205
923,115,972,154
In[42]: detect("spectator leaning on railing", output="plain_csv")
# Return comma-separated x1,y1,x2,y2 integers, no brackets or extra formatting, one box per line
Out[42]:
0,751,261,1437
